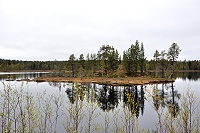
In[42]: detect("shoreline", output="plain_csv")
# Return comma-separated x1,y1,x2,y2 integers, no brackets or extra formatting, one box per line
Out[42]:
1,69,200,73
0,70,57,72
28,76,175,86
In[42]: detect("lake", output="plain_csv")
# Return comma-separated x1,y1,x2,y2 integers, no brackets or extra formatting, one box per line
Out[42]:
0,72,199,132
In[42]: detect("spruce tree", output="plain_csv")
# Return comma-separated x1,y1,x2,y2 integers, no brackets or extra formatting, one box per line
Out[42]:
68,54,76,77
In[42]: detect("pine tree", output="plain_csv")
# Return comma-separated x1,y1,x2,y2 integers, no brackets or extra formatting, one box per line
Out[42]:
167,43,181,78
123,40,145,76
153,50,160,77
139,43,146,75
68,54,76,77
167,43,181,63
79,54,85,69
122,50,131,75
97,45,119,75
160,50,167,78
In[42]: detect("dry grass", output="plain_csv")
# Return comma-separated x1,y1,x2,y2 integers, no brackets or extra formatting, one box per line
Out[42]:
31,76,174,86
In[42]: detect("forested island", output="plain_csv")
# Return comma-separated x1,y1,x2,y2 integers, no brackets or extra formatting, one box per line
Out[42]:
1,40,199,81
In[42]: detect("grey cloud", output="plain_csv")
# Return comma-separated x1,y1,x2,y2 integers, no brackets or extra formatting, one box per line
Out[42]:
0,0,200,61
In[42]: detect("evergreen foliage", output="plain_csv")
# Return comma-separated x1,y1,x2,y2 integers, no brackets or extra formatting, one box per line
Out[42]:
1,41,199,78
97,45,119,74
123,40,146,76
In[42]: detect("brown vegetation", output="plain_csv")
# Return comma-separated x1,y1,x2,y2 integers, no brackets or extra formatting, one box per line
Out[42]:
31,76,174,86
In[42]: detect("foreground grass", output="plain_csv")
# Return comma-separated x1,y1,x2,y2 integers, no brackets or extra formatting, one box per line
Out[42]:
0,82,199,133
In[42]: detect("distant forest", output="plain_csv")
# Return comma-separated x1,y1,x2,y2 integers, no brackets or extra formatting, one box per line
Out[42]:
0,40,200,77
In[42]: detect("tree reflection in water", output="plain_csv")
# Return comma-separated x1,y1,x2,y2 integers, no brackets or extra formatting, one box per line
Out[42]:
166,83,181,118
48,82,62,91
152,84,167,110
152,83,181,117
96,85,119,111
123,86,145,118
48,82,181,119
65,83,85,104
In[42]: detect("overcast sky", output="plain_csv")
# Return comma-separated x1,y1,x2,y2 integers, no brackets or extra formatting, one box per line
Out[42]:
0,0,200,61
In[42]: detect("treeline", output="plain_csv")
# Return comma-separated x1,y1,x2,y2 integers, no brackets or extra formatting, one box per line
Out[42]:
0,40,200,77
0,59,66,71
148,60,200,71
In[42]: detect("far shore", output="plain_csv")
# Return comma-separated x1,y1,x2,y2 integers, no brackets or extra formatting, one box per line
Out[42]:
0,70,57,72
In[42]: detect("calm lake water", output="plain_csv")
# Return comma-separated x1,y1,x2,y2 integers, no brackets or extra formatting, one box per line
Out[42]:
0,72,199,132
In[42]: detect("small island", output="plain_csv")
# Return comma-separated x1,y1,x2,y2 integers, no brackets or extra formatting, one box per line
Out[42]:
29,42,178,85
3,42,181,86
31,76,174,86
